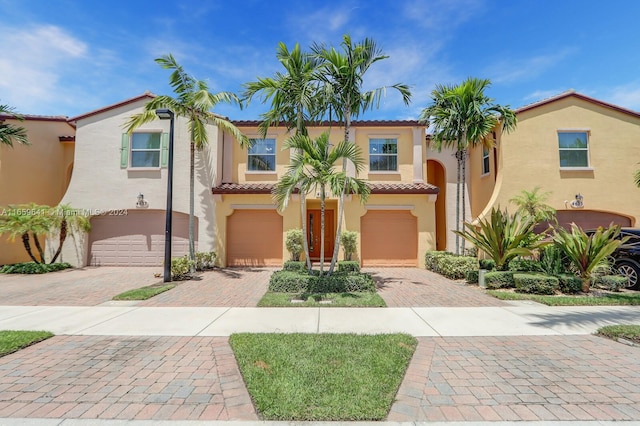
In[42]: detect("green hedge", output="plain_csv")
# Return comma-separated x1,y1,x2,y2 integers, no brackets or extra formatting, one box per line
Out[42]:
508,258,540,272
478,259,496,271
594,275,628,292
557,274,583,294
268,270,375,293
0,262,72,274
424,251,453,272
514,273,559,295
424,251,477,280
466,270,479,284
337,261,360,273
485,271,515,289
283,261,307,272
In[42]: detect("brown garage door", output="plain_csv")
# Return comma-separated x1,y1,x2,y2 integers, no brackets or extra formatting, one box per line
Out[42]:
361,210,417,267
227,209,283,266
88,211,192,266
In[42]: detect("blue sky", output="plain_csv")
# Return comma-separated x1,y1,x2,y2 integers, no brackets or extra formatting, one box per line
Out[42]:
2,0,640,121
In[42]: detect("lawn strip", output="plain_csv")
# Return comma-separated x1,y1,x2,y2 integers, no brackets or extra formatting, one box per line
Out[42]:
112,284,175,300
0,330,54,357
258,292,386,307
487,290,640,306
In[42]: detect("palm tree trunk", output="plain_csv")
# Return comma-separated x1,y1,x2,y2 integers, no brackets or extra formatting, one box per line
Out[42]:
189,141,196,270
21,233,40,263
320,185,326,276
455,150,462,255
49,219,67,264
461,150,467,254
328,110,351,274
300,191,312,272
32,233,45,263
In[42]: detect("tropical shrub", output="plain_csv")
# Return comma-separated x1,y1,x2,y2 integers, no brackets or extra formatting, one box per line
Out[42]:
466,269,479,284
536,245,569,276
194,251,216,271
0,262,71,274
508,257,539,272
268,270,375,293
514,273,559,295
285,229,304,261
171,256,194,280
593,275,628,292
478,258,496,271
484,271,516,289
436,255,478,280
557,274,583,294
454,208,539,271
340,231,358,261
283,260,307,272
337,261,360,273
424,251,453,272
551,223,625,292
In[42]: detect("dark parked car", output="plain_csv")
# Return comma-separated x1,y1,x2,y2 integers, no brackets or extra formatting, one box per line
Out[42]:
606,228,640,290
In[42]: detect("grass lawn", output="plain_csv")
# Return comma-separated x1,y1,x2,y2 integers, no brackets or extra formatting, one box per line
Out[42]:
229,333,416,421
597,324,640,345
0,330,54,357
487,290,640,306
258,292,386,307
112,284,175,300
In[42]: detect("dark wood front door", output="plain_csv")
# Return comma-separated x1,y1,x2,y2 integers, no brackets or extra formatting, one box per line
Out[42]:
307,209,334,260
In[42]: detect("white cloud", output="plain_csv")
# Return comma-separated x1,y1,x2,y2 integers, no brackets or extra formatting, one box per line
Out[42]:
608,83,640,111
402,0,484,29
486,49,575,84
0,25,87,113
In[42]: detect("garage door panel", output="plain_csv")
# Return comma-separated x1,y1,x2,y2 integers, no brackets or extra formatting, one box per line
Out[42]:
361,210,417,267
227,210,282,267
89,211,193,266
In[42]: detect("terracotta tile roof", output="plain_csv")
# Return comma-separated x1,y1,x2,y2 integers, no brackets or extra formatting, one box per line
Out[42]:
68,92,156,122
0,114,69,121
212,181,439,195
232,119,423,127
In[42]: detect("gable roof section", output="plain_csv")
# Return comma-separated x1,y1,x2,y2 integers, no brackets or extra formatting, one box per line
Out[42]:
516,90,640,118
68,92,156,122
232,119,423,127
212,182,439,195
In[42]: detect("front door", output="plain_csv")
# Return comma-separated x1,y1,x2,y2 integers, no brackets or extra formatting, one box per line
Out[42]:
307,209,334,261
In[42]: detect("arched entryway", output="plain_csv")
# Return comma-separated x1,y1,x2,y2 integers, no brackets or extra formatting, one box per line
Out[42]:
427,159,447,251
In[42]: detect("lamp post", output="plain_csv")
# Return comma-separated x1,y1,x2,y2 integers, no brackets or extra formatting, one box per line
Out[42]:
156,108,174,282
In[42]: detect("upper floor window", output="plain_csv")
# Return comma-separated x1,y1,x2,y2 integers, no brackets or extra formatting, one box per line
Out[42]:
558,131,589,168
482,146,490,175
131,132,161,167
369,138,398,172
248,138,276,171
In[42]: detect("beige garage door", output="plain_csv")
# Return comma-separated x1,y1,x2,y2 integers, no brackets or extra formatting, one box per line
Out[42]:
88,211,192,266
227,210,283,266
361,210,417,267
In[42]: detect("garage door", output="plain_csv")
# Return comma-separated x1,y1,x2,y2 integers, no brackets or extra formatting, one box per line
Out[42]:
227,210,283,266
88,211,192,266
361,210,417,267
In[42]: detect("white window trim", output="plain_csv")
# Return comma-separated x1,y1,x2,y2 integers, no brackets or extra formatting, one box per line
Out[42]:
130,131,162,169
369,137,399,172
558,130,590,169
481,146,490,176
247,137,277,172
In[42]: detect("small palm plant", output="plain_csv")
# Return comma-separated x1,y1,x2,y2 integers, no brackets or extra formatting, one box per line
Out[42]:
340,230,358,261
551,223,626,293
454,207,539,271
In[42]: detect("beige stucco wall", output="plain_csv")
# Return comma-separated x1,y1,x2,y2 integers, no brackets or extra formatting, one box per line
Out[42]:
0,117,75,265
59,99,220,266
480,96,640,224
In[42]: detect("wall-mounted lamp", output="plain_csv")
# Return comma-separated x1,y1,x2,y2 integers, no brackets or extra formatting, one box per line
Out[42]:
136,193,148,208
570,193,584,209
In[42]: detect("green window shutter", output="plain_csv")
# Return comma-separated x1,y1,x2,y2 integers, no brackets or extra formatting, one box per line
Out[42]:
120,134,129,168
161,133,169,168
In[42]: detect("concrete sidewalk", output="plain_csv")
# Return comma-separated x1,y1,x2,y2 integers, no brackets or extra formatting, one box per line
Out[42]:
4,420,640,425
1,302,639,337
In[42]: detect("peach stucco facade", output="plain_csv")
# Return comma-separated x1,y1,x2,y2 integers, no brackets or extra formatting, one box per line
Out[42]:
0,115,75,265
476,92,640,227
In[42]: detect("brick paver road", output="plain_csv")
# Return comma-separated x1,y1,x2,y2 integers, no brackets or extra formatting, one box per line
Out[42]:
390,335,640,422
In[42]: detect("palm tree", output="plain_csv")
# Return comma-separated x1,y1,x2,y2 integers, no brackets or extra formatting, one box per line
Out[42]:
272,132,369,276
419,77,517,255
312,35,412,273
125,54,248,264
509,187,556,225
634,166,640,188
243,43,324,270
48,205,92,264
0,204,51,263
0,102,29,147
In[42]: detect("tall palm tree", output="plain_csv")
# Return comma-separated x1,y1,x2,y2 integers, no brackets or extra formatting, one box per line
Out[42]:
272,132,369,276
0,102,29,147
509,187,556,225
312,35,412,273
0,203,50,263
125,54,248,264
48,204,92,264
419,77,517,255
243,43,324,270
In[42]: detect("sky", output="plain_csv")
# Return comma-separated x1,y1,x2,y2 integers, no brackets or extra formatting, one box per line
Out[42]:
1,0,640,122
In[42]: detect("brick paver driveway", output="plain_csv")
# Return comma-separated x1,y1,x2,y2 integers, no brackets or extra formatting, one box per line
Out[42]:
369,267,506,307
0,267,159,306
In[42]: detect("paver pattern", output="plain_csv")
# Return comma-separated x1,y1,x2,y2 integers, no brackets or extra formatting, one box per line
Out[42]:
0,335,257,421
0,267,159,306
370,268,507,307
140,268,273,307
389,335,640,422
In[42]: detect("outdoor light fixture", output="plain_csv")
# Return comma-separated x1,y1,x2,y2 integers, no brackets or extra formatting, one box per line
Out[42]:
136,193,148,208
156,108,175,282
570,193,584,209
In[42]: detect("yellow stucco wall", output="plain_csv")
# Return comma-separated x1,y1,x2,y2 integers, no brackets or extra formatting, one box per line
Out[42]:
481,96,640,223
0,117,75,265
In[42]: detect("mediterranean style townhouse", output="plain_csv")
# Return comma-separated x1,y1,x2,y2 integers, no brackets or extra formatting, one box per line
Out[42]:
0,113,75,265
468,90,640,230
